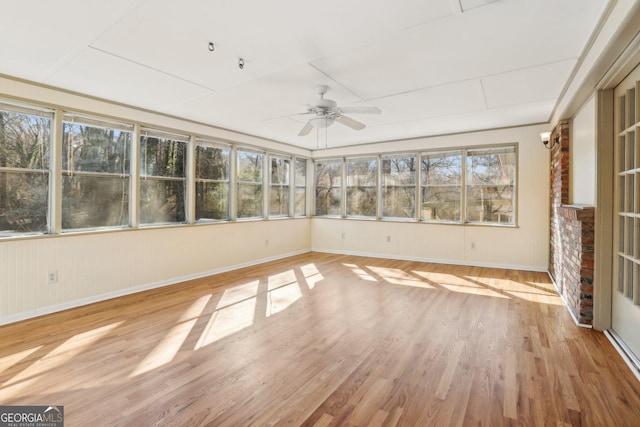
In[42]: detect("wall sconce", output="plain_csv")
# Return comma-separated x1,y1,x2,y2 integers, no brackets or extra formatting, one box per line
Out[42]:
540,132,560,149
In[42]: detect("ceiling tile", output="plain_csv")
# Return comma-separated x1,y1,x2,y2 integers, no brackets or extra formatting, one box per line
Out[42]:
45,49,212,112
311,0,606,100
402,99,555,137
164,63,361,126
91,0,455,91
481,60,576,109
0,0,145,82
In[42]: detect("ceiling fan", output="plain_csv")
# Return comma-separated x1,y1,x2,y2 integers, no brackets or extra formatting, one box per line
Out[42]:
297,85,381,136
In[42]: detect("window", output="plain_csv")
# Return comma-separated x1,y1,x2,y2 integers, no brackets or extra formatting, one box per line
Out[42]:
62,114,132,230
237,149,263,218
0,102,52,235
421,150,462,222
315,159,342,216
346,157,377,217
140,129,187,225
466,146,516,224
269,155,290,217
195,140,230,221
382,154,416,219
294,157,306,217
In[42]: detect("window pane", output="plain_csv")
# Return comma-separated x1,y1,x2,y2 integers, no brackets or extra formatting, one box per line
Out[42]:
237,150,263,219
140,179,186,224
382,155,416,219
63,123,130,174
270,156,290,217
295,188,305,217
0,108,50,235
346,158,377,217
62,175,129,229
0,172,48,234
270,186,290,216
0,112,50,170
295,158,306,216
237,184,263,218
466,147,516,224
315,160,342,216
420,151,462,222
196,145,229,180
140,137,185,178
237,150,263,183
196,182,229,221
61,120,131,230
270,156,290,185
421,186,461,221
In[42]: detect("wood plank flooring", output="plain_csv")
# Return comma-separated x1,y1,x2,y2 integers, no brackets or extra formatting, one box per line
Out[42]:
1,253,640,426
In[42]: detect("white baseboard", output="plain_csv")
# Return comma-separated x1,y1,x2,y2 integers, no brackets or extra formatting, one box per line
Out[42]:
311,248,548,272
0,249,310,326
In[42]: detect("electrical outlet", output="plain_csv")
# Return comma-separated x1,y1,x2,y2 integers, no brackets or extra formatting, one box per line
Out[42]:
386,235,391,242
265,239,269,246
470,242,476,250
47,271,58,284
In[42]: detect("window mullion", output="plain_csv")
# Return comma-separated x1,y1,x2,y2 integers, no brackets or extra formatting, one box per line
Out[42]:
230,145,237,221
185,135,196,224
130,124,140,228
416,153,422,222
49,108,63,234
461,149,467,223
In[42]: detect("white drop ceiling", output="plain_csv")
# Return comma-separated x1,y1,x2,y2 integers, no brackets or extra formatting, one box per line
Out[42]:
0,0,608,150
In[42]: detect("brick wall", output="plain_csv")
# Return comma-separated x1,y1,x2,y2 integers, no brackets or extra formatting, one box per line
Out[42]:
548,121,595,325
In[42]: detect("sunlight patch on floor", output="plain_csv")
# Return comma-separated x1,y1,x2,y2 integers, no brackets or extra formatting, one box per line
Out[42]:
195,298,256,349
439,283,510,299
366,266,433,288
267,282,302,317
0,345,43,376
269,269,297,290
343,263,378,282
131,295,211,376
303,273,324,289
218,280,259,309
301,263,320,277
3,322,122,388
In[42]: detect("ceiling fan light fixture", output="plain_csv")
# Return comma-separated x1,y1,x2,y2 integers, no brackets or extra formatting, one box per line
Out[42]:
310,116,335,128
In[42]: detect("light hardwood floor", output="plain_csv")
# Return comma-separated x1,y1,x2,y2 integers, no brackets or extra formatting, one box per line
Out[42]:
1,253,639,426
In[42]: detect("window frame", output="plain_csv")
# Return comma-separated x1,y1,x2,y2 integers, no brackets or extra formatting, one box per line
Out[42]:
419,149,463,224
381,153,418,221
294,157,307,217
465,145,517,226
236,147,264,220
0,101,53,236
314,158,343,217
269,153,291,218
139,127,189,226
61,112,133,231
194,139,231,222
345,156,378,219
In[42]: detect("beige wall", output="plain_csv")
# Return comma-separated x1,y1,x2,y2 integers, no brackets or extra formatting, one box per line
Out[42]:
0,219,311,324
572,95,596,205
311,124,550,271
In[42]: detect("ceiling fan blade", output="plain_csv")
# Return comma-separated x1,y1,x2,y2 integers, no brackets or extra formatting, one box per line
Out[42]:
339,106,381,114
335,114,366,131
298,121,313,136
